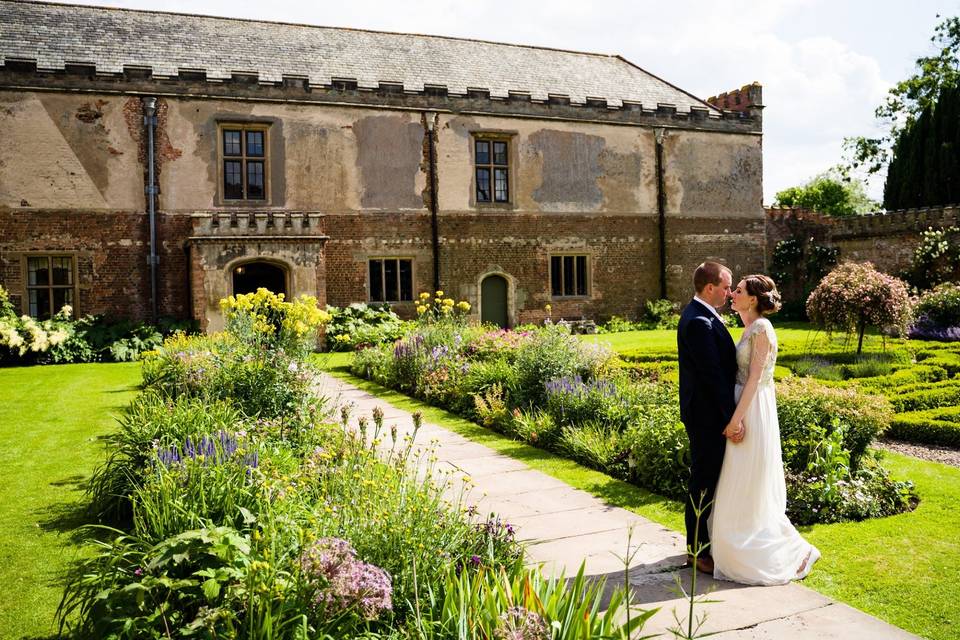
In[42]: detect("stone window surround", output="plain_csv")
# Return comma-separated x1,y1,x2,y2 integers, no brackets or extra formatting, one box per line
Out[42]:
20,252,79,318
368,257,415,303
471,130,517,210
216,122,272,206
549,253,592,299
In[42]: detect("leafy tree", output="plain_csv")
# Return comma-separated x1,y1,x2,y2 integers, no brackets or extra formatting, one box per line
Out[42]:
806,262,912,354
883,85,960,209
773,167,878,216
845,14,960,176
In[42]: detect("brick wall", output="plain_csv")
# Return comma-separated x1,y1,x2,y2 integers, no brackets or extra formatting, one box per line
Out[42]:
0,210,191,320
765,204,960,277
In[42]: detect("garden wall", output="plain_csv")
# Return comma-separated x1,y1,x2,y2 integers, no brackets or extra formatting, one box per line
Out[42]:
766,204,960,276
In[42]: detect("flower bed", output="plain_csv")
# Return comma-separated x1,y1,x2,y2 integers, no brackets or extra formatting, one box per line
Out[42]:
62,290,639,639
352,318,916,525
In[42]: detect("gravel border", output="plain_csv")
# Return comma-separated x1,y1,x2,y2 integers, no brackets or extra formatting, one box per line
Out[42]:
876,438,960,468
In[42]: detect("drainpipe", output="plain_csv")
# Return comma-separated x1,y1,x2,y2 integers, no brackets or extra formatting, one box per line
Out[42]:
654,128,668,300
143,97,159,323
425,114,441,292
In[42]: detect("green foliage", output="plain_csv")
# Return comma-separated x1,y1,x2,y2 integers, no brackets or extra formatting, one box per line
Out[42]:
412,563,650,640
889,380,960,412
88,393,243,523
770,238,839,319
915,281,960,328
845,15,960,176
512,324,614,407
806,262,913,353
142,332,321,420
324,303,406,351
776,377,892,473
773,167,878,216
907,231,960,292
884,84,960,210
0,285,197,365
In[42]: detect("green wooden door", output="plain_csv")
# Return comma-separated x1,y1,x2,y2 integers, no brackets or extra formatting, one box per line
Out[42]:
480,275,509,328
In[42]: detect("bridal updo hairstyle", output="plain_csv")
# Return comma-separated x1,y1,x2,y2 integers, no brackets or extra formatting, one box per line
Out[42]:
743,274,782,316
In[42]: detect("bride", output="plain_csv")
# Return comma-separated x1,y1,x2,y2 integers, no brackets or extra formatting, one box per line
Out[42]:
709,274,820,585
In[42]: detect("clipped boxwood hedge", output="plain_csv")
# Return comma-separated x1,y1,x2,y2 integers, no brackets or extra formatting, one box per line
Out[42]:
854,364,949,390
889,380,960,413
889,406,960,447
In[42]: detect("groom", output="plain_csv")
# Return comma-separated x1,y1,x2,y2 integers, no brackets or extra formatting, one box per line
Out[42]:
677,261,741,573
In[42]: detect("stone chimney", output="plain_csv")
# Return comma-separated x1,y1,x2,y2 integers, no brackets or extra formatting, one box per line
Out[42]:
706,82,763,119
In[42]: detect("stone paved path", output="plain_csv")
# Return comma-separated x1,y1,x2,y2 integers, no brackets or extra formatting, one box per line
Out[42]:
319,373,918,639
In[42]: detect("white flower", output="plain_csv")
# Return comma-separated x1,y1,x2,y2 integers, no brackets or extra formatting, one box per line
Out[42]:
288,361,299,372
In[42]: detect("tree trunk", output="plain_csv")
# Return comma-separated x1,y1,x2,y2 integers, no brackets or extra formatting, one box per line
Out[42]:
857,320,866,355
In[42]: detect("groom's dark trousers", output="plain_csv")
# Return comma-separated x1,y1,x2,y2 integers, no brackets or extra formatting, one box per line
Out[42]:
677,299,738,555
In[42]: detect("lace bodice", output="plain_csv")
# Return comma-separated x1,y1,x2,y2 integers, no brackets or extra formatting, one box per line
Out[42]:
735,318,778,386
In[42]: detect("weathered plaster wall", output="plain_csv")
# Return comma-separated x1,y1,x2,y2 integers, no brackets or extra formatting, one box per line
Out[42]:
0,91,143,209
663,130,763,218
437,113,656,214
160,99,427,213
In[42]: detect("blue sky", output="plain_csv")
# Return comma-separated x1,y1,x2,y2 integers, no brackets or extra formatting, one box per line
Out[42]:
53,0,960,205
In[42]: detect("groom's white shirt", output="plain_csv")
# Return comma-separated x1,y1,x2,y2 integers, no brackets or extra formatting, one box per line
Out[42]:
692,295,725,323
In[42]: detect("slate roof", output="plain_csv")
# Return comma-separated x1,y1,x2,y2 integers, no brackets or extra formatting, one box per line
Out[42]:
0,0,717,112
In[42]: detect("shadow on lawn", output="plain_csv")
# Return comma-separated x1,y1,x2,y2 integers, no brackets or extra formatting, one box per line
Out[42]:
35,474,108,545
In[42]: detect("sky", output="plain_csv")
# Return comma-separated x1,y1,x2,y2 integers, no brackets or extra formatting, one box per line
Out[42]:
53,0,960,204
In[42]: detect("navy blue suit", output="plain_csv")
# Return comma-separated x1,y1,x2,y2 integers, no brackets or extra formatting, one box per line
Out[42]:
677,298,737,554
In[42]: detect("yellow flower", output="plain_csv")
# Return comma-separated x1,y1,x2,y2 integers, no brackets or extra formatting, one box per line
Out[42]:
435,290,444,297
419,292,431,301
456,301,471,312
442,298,455,307
416,305,428,315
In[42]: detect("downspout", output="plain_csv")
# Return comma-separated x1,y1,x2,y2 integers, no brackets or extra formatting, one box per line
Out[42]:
425,114,441,292
142,97,159,323
654,128,668,300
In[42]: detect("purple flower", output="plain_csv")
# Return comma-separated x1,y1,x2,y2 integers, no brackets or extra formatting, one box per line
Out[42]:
300,538,393,620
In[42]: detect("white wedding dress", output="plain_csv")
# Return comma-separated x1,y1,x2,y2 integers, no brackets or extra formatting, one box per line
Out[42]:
710,318,820,585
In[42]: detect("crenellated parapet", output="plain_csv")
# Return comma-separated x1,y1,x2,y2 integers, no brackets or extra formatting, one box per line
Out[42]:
707,83,763,122
189,211,328,241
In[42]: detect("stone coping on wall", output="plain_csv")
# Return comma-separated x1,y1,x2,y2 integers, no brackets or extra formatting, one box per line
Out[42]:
766,204,960,239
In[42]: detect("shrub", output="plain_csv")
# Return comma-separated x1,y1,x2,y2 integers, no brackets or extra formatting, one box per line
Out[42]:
912,282,960,333
888,406,960,446
324,302,406,351
855,363,949,390
787,456,917,525
887,380,960,412
142,332,321,420
512,324,614,406
806,262,913,353
905,226,960,289
777,377,892,472
622,405,688,500
640,298,681,329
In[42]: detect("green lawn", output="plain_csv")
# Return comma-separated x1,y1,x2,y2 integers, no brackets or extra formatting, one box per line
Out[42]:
320,352,960,640
580,321,901,354
0,363,140,640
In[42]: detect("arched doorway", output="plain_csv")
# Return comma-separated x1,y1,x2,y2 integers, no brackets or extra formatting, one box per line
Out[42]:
480,274,509,328
232,261,287,296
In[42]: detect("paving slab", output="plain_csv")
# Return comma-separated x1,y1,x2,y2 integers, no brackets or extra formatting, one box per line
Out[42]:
316,373,920,639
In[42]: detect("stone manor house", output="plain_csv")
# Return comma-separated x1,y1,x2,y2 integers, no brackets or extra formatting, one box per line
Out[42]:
0,0,765,330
